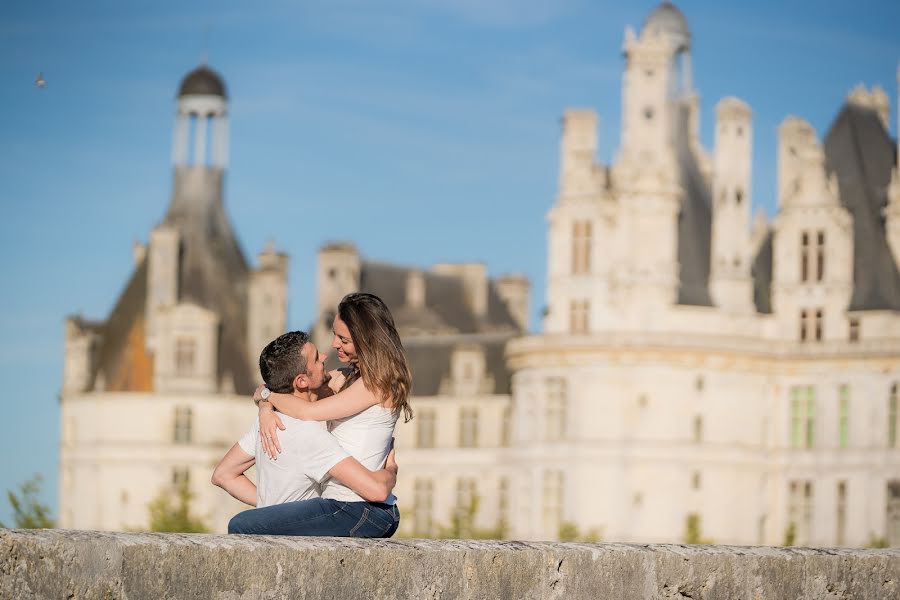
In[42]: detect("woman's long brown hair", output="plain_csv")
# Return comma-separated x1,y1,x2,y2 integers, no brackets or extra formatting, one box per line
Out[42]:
338,292,413,422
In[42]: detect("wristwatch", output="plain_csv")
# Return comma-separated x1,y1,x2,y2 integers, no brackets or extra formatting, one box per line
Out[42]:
260,387,271,401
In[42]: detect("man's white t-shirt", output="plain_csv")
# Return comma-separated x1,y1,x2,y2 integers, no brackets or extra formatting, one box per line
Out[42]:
238,415,350,508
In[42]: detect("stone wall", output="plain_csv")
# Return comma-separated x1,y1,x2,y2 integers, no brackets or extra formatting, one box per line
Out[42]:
2,529,899,599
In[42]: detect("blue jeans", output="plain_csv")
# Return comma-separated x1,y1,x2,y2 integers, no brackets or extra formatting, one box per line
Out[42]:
228,497,400,537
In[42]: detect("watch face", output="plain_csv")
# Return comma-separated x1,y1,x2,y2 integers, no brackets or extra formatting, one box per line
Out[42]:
261,387,270,400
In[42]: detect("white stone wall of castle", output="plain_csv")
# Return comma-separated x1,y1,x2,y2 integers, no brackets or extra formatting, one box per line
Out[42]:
59,391,256,533
391,391,511,536
505,337,900,546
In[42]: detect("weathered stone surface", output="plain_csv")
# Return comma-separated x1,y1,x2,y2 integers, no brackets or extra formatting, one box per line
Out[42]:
2,529,899,599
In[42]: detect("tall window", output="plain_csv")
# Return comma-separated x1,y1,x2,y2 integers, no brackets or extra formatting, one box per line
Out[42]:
413,478,434,535
545,377,567,441
693,415,703,443
571,220,592,274
815,231,826,282
569,299,589,333
800,232,810,282
171,466,189,488
838,385,850,449
888,480,900,547
498,477,509,529
500,405,512,447
790,386,815,449
175,337,196,376
542,470,564,539
836,481,847,546
455,478,477,520
889,384,899,448
417,409,436,449
459,408,479,448
849,317,860,342
173,406,192,444
814,309,824,342
799,309,809,342
788,480,814,545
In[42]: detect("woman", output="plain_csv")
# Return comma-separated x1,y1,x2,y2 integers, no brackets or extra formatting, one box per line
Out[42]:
236,292,413,537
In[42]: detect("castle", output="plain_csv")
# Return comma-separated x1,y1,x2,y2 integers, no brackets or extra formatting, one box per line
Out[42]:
61,2,900,546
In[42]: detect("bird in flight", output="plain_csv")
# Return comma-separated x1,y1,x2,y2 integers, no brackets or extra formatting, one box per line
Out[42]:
35,72,45,88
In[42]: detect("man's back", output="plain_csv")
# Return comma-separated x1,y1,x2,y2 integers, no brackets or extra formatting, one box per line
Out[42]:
239,416,347,508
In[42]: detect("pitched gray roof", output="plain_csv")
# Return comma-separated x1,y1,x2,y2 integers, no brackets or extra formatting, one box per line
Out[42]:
674,101,714,307
359,261,520,334
404,335,515,397
824,103,900,311
84,168,255,394
751,231,773,314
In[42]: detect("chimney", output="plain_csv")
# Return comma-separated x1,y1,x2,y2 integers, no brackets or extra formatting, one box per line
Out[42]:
432,262,487,319
495,274,530,331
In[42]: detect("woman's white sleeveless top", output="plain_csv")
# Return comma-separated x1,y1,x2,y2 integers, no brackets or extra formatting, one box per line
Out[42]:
321,403,398,503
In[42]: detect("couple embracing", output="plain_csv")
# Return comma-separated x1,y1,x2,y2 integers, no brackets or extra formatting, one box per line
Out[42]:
212,292,413,537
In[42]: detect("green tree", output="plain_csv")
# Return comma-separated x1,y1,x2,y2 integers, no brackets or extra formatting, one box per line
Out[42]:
147,480,209,533
683,513,712,545
558,521,602,542
783,521,797,547
0,474,55,529
867,534,889,549
435,495,508,540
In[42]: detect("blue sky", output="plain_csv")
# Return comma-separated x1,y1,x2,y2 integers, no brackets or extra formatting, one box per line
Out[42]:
0,0,898,525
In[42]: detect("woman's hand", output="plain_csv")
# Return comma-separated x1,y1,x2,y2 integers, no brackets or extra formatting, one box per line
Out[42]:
327,369,347,393
258,402,285,459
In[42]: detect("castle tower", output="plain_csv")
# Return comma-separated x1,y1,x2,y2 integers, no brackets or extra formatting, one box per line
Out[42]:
247,242,289,374
710,97,753,313
544,110,609,333
612,2,692,311
60,64,275,533
772,116,853,341
314,243,361,349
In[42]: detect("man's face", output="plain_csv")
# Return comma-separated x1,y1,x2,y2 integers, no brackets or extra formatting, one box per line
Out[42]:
300,342,327,390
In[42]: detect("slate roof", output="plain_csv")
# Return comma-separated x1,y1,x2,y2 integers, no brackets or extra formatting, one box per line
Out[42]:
359,261,520,334
824,103,900,311
353,260,522,398
674,101,714,307
404,335,514,397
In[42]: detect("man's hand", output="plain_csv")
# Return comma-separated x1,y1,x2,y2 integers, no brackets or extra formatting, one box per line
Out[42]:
385,448,398,475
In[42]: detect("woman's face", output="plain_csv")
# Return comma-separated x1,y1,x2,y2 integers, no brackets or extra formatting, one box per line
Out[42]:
331,314,357,363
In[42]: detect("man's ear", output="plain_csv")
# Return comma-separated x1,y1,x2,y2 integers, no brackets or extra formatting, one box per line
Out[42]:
293,372,309,392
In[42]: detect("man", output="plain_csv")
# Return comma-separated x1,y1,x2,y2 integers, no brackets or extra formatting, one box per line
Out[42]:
212,330,398,536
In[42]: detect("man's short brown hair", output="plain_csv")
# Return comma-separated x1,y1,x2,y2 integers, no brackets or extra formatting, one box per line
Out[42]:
258,331,310,393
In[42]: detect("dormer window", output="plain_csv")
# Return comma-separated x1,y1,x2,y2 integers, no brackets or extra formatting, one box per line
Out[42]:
175,337,196,376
